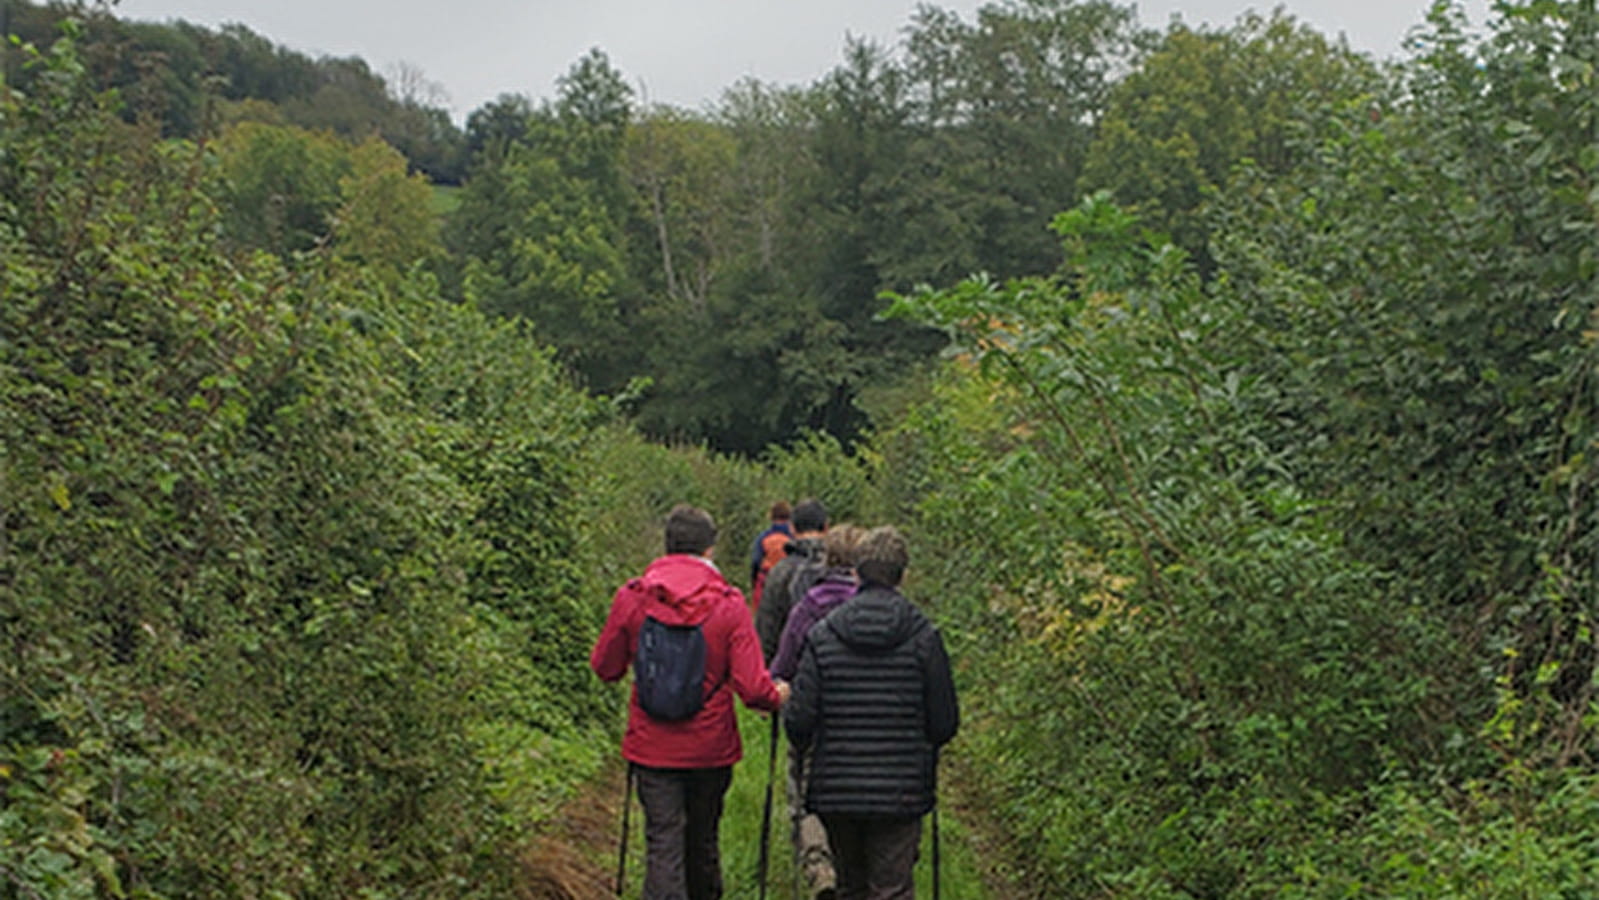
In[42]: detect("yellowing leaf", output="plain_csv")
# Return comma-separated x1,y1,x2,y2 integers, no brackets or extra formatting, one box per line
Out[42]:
50,482,71,511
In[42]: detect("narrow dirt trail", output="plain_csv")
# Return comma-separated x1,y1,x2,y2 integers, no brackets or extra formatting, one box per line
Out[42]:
519,710,1027,899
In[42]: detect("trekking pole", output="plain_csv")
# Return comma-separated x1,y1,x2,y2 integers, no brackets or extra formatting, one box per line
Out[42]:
931,760,942,900
757,712,780,900
615,763,633,896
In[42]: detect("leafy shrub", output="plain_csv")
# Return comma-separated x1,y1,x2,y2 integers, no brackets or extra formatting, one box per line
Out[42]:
1,30,615,897
874,2,1596,889
1280,775,1599,898
884,206,1432,893
762,430,874,524
582,428,775,591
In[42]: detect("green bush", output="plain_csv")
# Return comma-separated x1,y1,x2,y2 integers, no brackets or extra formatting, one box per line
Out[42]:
582,427,776,591
762,430,874,525
873,3,1596,891
1280,776,1599,898
1,31,615,897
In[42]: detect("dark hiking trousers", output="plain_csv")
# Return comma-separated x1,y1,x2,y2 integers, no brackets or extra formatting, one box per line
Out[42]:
821,814,921,900
634,764,734,900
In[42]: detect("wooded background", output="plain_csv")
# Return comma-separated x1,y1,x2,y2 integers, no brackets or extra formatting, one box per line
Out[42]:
2,0,1595,895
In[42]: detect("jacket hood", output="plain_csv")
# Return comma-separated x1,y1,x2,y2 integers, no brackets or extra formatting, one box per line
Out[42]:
803,572,857,610
639,554,726,623
825,585,924,653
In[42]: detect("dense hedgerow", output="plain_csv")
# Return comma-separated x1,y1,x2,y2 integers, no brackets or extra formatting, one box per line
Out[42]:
868,2,1597,895
0,32,614,897
4,3,1594,897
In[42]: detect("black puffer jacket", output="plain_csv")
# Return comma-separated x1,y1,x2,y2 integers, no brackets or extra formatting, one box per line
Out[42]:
784,584,959,818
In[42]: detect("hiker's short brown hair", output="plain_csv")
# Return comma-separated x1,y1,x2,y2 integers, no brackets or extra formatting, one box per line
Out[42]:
822,524,864,569
856,525,908,587
665,504,717,555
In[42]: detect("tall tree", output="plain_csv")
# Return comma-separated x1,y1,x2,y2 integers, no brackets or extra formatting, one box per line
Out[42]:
1080,12,1380,260
380,61,465,182
333,135,441,273
446,52,636,393
453,139,627,389
716,79,815,273
902,0,1151,276
213,121,351,256
616,81,835,453
463,92,535,162
554,47,633,214
624,109,738,314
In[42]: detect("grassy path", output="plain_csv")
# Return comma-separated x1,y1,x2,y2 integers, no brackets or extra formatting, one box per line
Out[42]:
584,706,1000,899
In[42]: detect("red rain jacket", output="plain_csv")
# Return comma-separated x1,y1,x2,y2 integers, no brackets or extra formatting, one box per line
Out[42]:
590,553,781,768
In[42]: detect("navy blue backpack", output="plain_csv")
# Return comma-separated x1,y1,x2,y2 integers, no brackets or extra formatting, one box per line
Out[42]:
635,614,713,721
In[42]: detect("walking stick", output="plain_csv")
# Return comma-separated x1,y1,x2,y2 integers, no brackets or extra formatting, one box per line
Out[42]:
757,712,780,900
931,758,942,900
615,763,633,896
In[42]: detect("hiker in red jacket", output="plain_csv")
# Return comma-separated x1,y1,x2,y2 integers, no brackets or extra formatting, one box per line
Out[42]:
591,504,790,899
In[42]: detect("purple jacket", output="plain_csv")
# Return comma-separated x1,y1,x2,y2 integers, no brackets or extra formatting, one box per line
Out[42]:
769,570,858,681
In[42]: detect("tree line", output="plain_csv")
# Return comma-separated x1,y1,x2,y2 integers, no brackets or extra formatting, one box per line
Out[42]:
3,0,1381,455
436,4,1379,455
4,0,1596,896
0,0,466,180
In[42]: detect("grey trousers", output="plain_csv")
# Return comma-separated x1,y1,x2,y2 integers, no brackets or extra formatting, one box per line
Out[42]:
634,764,734,900
821,815,922,900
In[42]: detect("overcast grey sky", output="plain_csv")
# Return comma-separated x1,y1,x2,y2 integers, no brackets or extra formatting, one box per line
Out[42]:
115,0,1493,122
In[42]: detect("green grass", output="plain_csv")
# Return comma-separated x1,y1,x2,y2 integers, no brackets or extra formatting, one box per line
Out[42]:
429,183,461,219
614,706,995,899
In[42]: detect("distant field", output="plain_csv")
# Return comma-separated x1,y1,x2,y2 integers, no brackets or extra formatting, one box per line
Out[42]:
430,184,461,218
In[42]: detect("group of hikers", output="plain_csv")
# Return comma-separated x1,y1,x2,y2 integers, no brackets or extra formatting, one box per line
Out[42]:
590,500,960,899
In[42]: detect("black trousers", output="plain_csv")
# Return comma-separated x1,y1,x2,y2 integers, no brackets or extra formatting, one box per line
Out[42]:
633,764,734,900
821,814,922,900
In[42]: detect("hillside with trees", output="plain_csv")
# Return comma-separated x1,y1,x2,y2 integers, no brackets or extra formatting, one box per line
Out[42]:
0,0,467,180
2,0,1595,896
